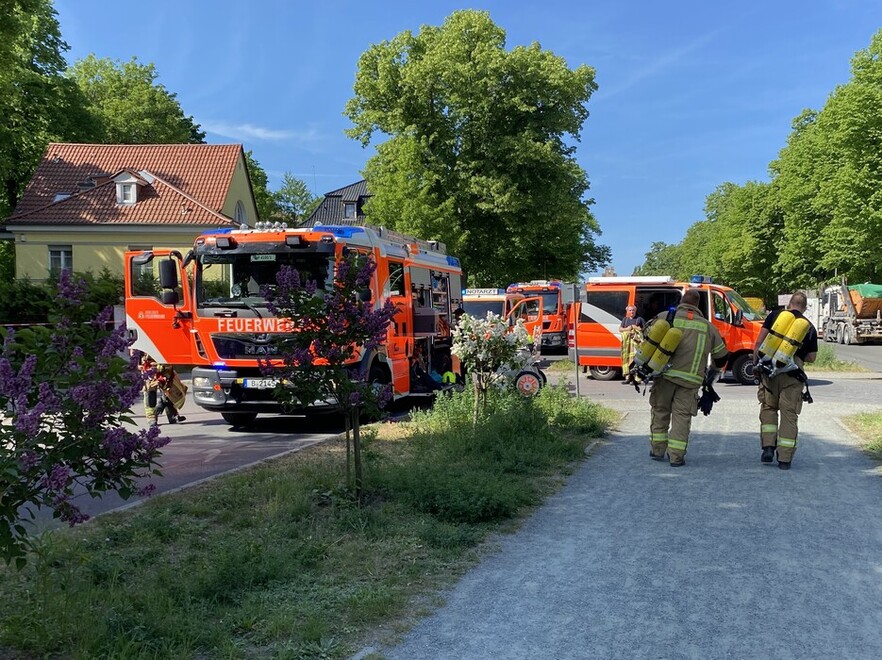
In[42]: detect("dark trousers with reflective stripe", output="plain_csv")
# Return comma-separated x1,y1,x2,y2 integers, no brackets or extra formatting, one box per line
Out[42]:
650,377,699,462
758,374,803,463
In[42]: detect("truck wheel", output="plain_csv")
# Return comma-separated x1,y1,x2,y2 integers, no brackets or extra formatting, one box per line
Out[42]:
838,324,846,344
589,366,620,381
843,326,854,345
515,370,543,397
221,412,258,427
731,354,759,385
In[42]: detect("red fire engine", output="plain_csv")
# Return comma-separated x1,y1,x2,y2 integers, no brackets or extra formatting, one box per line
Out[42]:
125,223,462,426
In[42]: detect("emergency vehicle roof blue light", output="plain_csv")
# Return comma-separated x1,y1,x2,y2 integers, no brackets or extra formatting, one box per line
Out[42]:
313,225,365,238
447,256,460,267
202,228,233,235
690,275,713,284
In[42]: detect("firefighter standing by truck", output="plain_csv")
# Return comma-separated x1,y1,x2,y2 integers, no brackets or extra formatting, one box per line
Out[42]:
648,289,728,467
752,292,818,470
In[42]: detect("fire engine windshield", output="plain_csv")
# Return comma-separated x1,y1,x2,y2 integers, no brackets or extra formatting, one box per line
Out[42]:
462,299,506,319
537,291,561,314
727,291,764,322
196,253,334,307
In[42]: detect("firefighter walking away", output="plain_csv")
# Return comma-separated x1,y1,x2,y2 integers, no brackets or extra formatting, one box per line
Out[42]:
647,289,728,467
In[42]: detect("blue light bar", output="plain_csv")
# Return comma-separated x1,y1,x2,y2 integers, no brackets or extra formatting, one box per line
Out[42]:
313,225,365,238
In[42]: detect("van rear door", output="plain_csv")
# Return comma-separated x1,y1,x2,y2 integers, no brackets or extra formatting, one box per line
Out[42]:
575,288,631,367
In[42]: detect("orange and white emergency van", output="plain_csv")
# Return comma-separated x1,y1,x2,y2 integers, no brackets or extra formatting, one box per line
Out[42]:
125,223,463,426
567,275,765,384
506,280,567,354
461,288,543,341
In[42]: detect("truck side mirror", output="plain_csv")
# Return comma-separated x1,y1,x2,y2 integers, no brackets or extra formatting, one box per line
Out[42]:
161,289,179,306
733,309,743,326
159,259,179,290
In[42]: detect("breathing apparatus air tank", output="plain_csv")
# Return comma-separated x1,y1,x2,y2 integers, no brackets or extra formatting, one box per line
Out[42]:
771,317,811,366
646,327,684,374
632,319,671,369
756,311,796,360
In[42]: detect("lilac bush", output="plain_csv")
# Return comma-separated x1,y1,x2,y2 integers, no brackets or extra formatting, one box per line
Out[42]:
0,271,169,566
263,253,396,498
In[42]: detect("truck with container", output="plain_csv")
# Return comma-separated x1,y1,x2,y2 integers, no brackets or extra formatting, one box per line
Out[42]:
566,275,766,384
506,280,567,354
819,279,882,345
124,223,463,426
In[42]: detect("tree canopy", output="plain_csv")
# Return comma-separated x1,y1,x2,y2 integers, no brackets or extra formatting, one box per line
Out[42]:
273,173,321,223
345,10,609,285
67,55,205,144
0,0,94,215
0,10,207,217
635,28,882,299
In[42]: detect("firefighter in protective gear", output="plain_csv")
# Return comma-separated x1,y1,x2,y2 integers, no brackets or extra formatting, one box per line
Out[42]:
753,292,818,470
648,289,728,467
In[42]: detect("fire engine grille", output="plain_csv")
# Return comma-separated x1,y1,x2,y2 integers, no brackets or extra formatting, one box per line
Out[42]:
212,333,289,359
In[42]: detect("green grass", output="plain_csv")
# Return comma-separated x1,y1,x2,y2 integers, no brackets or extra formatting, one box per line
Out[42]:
804,343,867,372
0,385,614,659
545,357,582,373
842,410,882,459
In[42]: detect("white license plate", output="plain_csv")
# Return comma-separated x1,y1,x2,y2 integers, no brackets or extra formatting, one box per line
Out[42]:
241,378,279,389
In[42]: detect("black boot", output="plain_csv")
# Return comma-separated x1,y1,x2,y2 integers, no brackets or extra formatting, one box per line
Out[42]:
778,461,791,470
761,447,775,463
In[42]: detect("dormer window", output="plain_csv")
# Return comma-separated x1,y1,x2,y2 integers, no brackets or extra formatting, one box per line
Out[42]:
343,202,356,219
117,182,136,205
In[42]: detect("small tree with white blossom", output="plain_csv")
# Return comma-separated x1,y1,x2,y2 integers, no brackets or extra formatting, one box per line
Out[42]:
451,312,531,425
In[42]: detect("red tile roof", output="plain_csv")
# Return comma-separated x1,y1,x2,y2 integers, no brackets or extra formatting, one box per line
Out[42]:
7,170,237,226
11,143,243,220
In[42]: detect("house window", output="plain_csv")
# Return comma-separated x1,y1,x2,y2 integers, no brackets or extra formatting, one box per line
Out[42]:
343,202,356,219
117,182,136,204
49,245,73,275
235,200,248,225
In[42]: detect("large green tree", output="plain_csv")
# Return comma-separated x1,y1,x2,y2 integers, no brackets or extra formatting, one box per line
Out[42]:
772,30,882,285
273,173,321,223
703,181,783,306
67,55,205,144
633,181,783,306
632,242,684,278
244,151,277,222
0,0,95,215
345,10,609,285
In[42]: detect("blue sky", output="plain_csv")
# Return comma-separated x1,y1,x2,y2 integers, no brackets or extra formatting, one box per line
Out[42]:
56,0,882,277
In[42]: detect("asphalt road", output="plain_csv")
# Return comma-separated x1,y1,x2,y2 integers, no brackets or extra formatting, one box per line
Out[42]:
381,371,882,659
828,341,882,372
26,396,346,532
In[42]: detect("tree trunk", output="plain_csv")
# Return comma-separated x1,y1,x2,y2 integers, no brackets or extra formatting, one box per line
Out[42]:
472,377,481,426
344,412,352,489
351,409,363,502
